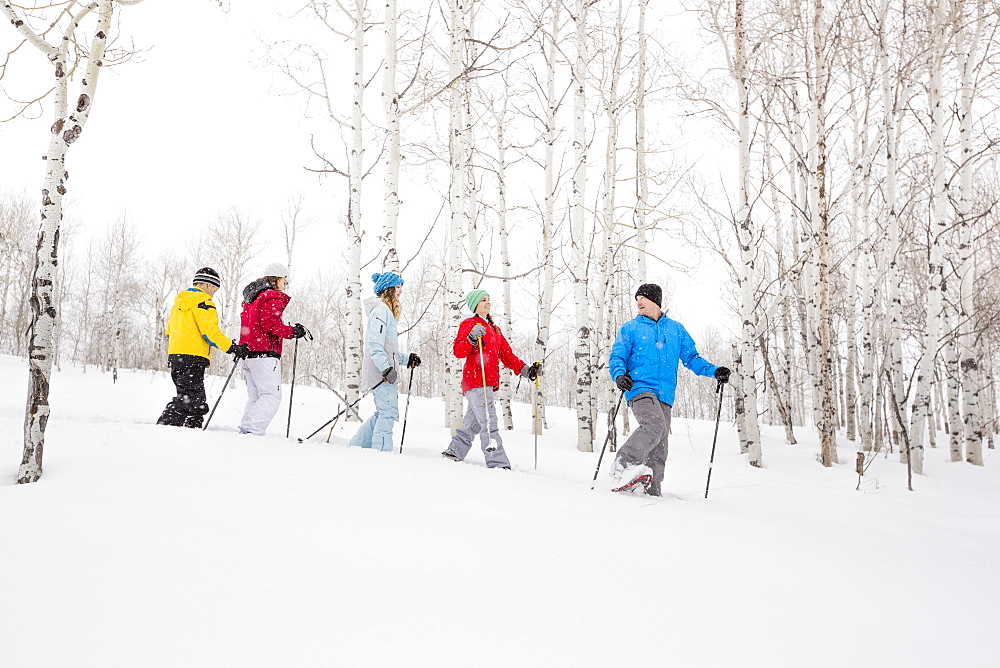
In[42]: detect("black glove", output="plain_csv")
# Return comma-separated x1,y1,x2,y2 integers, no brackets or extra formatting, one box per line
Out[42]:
228,343,250,360
714,366,731,384
616,374,634,391
382,367,398,384
407,353,421,369
520,362,542,381
292,323,308,339
467,323,487,345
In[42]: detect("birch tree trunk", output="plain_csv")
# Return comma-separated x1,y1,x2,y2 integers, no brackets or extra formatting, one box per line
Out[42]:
381,0,401,272
635,0,649,280
879,0,907,456
955,0,985,465
907,0,950,475
493,85,515,431
945,333,964,460
444,0,468,429
857,137,877,453
4,0,127,483
595,0,626,456
346,0,367,411
810,0,837,466
733,0,762,467
571,0,594,452
762,125,796,444
535,0,561,434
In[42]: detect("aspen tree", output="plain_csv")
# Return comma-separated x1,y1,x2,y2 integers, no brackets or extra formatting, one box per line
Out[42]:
907,0,951,475
571,0,594,452
762,117,797,444
487,72,516,430
347,0,367,411
3,0,147,483
635,0,650,280
841,37,881,449
945,334,964,460
954,0,986,465
445,0,469,429
593,0,630,449
381,0,401,272
97,218,141,382
267,0,370,407
534,0,563,435
734,0,762,466
808,0,837,466
878,0,908,455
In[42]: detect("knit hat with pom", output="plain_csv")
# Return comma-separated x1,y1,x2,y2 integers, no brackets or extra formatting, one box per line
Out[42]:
372,272,404,295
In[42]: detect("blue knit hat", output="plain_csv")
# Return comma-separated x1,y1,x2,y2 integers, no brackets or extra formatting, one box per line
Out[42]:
372,272,404,295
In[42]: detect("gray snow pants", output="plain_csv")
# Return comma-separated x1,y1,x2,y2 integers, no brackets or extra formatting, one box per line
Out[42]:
614,392,672,496
443,387,511,468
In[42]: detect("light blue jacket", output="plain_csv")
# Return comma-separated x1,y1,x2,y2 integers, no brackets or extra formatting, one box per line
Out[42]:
360,297,408,391
608,313,718,406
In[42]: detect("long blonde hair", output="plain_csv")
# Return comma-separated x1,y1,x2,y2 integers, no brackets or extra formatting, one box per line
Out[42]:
379,288,401,319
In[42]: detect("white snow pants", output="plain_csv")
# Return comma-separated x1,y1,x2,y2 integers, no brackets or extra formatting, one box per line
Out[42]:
240,356,283,436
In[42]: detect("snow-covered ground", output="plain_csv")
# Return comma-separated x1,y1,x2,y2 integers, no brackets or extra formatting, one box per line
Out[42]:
1,354,998,667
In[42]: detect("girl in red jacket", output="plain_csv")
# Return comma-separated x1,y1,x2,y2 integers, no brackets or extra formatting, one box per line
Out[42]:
441,289,541,468
237,263,307,436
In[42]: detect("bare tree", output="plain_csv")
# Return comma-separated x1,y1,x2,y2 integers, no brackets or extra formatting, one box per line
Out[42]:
3,0,148,484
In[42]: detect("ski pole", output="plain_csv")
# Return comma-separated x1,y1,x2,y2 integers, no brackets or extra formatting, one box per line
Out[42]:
286,326,313,439
399,367,415,454
204,357,241,431
533,364,541,470
478,337,496,452
298,378,386,443
704,380,726,499
591,391,625,488
286,338,299,438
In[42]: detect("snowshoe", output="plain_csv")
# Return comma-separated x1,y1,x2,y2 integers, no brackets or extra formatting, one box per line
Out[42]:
612,474,652,494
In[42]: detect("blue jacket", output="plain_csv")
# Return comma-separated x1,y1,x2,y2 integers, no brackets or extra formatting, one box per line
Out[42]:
360,297,409,391
608,313,718,406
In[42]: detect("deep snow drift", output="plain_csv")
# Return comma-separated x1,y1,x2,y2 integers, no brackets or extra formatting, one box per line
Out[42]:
2,354,998,667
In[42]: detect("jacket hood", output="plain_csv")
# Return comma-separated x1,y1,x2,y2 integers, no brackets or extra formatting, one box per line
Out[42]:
243,279,272,304
362,296,383,315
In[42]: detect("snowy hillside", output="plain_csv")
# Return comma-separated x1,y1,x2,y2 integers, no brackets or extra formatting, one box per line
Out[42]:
1,354,998,667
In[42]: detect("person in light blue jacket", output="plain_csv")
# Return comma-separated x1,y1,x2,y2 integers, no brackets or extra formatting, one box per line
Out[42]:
607,283,730,496
348,272,421,452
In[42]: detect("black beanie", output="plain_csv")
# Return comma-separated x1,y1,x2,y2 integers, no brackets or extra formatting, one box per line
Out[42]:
193,267,221,288
634,283,662,308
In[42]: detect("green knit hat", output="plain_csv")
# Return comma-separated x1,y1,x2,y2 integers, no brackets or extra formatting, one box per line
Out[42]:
466,289,489,313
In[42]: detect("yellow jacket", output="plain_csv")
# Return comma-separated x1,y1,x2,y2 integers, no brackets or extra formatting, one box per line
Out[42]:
165,288,234,359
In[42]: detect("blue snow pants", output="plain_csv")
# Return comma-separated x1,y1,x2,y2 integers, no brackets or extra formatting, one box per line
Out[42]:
348,382,399,452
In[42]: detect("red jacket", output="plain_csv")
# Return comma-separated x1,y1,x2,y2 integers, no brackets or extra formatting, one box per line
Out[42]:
239,283,294,356
454,315,526,393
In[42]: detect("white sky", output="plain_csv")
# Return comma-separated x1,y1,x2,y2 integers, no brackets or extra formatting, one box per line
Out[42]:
0,1,738,341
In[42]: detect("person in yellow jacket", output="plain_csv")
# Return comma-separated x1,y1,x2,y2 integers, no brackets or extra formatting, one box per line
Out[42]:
157,267,249,428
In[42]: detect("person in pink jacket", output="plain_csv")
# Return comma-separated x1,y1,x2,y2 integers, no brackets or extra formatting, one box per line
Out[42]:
237,262,307,436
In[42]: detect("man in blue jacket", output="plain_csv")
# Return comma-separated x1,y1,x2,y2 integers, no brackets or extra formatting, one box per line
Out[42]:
607,283,730,496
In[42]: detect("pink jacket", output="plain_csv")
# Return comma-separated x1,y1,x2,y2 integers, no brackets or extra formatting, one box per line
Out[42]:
239,281,294,356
